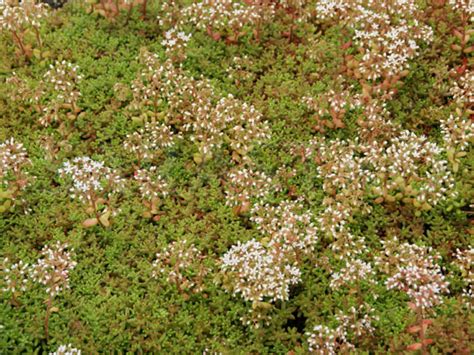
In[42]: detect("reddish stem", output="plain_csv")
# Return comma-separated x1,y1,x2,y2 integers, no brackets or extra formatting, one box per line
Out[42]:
11,30,27,57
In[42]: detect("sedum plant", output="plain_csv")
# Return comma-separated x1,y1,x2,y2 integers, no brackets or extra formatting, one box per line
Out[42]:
452,247,473,307
1,258,30,306
376,240,450,352
57,157,125,228
316,0,434,100
39,60,83,133
220,238,301,327
0,138,33,213
172,0,312,44
0,0,48,59
123,122,181,168
306,303,378,354
219,198,317,327
30,241,77,341
126,51,270,162
133,166,169,220
302,87,359,132
448,0,474,57
161,28,192,62
7,61,85,137
49,344,81,355
224,166,275,214
86,0,146,22
152,239,209,296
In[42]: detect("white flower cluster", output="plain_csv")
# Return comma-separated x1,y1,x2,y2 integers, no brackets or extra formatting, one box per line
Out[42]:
315,0,350,20
58,157,124,203
454,247,474,285
0,138,30,187
5,72,38,103
152,239,208,293
453,247,473,305
0,138,31,198
301,118,457,260
330,258,375,289
133,166,169,200
129,52,270,158
1,258,29,294
161,28,191,61
178,0,272,34
302,88,360,130
0,0,48,31
30,242,77,298
49,344,81,355
316,0,433,81
250,199,318,255
123,122,181,163
221,239,301,303
449,0,474,20
44,60,82,98
379,243,449,310
182,93,270,157
440,114,474,152
356,100,399,142
224,167,274,208
41,60,82,126
306,324,350,354
306,303,378,353
314,137,373,208
312,129,456,234
366,130,456,207
163,0,312,43
221,174,316,317
335,303,378,338
129,52,169,116
450,69,474,110
309,137,372,254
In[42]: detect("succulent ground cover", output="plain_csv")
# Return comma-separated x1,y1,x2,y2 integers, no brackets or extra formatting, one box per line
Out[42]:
0,0,473,353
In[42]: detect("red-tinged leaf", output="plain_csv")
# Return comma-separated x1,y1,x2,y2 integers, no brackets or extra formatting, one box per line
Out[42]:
457,65,466,75
422,339,434,345
253,28,259,39
463,46,474,54
421,319,433,326
406,343,422,351
232,205,241,216
83,218,99,228
453,28,463,40
374,197,384,204
334,118,345,128
205,26,221,41
407,325,421,333
288,185,297,197
341,40,352,50
206,26,214,36
407,302,417,311
226,36,237,45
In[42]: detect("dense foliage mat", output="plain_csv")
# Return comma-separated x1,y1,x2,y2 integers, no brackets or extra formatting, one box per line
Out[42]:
0,0,473,353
